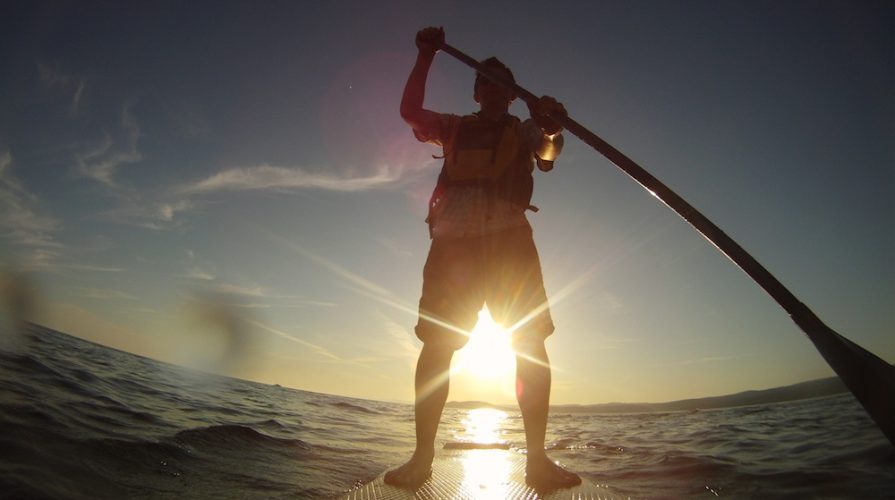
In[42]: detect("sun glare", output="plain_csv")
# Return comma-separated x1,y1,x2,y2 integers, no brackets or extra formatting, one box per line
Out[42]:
453,307,516,380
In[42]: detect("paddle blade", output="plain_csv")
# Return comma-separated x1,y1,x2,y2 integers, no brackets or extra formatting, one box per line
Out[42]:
792,304,895,446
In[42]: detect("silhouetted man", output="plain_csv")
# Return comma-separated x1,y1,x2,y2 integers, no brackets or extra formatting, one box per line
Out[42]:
386,27,580,490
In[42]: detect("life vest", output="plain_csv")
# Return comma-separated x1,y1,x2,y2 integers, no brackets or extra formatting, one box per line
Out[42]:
426,113,536,236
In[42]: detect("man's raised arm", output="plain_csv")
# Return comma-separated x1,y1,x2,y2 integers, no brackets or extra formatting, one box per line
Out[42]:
400,27,445,132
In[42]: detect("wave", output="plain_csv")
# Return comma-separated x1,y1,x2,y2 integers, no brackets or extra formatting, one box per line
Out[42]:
174,424,312,451
330,401,381,415
85,435,197,465
4,351,65,379
250,418,290,430
0,477,59,500
546,437,579,450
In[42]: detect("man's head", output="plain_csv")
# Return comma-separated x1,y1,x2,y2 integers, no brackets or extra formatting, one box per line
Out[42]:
473,57,516,108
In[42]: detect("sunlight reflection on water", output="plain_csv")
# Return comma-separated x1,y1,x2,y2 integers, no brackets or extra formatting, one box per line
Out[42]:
455,408,508,445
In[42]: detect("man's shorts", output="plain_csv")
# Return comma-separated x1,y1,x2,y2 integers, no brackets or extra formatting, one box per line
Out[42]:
415,225,555,350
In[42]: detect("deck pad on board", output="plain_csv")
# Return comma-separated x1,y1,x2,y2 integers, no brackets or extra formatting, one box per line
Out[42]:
345,449,618,499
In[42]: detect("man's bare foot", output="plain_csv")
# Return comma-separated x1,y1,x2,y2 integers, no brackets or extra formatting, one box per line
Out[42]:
384,449,434,488
525,454,581,490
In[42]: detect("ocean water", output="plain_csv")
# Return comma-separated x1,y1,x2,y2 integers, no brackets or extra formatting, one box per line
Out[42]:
0,324,892,499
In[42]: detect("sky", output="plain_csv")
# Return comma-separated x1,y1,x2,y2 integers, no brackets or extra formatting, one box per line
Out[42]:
1,0,892,405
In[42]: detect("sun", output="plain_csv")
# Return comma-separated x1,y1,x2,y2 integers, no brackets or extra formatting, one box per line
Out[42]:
453,306,516,380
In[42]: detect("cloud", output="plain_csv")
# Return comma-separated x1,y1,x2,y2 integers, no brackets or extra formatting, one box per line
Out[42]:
588,333,644,351
0,152,33,199
192,280,336,309
81,287,137,300
158,200,192,221
58,263,124,273
246,319,345,361
377,237,414,258
22,249,61,270
650,352,756,369
593,290,625,314
75,104,142,188
16,259,125,274
213,283,337,307
180,163,404,194
182,250,215,281
212,283,269,297
247,319,380,366
188,267,215,281
93,197,196,231
0,150,63,255
375,310,420,361
37,62,86,115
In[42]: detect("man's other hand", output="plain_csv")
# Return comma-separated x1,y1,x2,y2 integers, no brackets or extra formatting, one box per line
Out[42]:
416,27,445,56
529,96,567,135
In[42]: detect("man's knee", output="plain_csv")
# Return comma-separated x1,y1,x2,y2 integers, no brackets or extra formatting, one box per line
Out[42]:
509,324,553,353
416,324,469,351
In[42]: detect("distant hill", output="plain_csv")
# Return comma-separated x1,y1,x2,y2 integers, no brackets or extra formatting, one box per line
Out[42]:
447,376,849,413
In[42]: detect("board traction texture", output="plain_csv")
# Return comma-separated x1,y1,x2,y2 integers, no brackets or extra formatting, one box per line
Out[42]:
344,449,623,499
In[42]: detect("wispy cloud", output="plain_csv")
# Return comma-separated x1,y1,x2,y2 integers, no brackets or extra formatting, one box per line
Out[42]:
651,353,756,369
93,196,197,232
0,152,33,199
587,334,644,351
212,283,269,297
75,104,141,188
377,237,414,258
592,290,625,314
184,264,270,301
212,282,337,308
191,278,337,309
375,310,420,361
187,267,215,281
180,163,404,194
36,77,196,233
58,263,124,273
247,319,345,362
273,299,338,308
81,287,137,300
22,249,61,270
37,62,86,115
158,200,192,221
0,150,63,257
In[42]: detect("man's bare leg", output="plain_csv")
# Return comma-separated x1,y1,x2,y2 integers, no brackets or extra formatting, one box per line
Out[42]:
515,340,581,489
384,343,454,487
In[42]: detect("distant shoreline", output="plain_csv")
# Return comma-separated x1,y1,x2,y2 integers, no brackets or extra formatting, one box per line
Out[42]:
24,322,851,411
447,376,849,413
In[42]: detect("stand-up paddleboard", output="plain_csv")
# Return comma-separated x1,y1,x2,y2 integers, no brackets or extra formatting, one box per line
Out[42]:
345,449,615,499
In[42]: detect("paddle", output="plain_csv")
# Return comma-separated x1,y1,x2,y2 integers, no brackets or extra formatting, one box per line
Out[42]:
440,43,895,446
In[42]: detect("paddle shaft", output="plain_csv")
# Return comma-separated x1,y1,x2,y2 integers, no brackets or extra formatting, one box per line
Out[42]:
441,43,895,445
